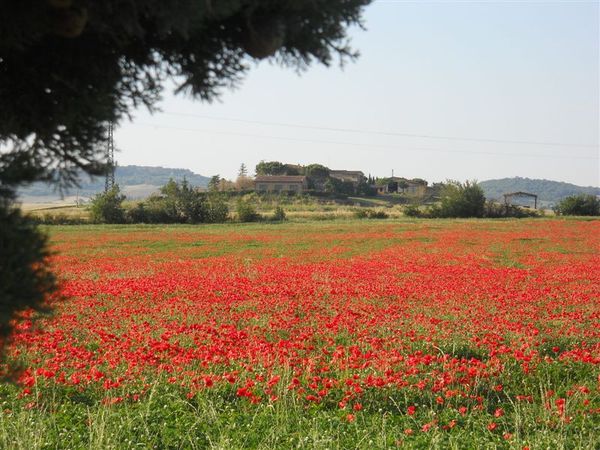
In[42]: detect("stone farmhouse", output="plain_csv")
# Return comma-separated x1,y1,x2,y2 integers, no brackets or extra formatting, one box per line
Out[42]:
329,170,365,185
254,175,308,193
253,166,427,197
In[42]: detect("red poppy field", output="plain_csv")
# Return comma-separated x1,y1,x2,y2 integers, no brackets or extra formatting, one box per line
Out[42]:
1,219,599,449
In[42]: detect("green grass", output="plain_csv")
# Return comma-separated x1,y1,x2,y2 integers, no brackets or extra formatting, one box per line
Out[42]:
1,377,597,449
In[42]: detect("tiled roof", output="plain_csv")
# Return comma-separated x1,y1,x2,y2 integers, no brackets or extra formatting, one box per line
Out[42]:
255,176,306,183
330,170,364,176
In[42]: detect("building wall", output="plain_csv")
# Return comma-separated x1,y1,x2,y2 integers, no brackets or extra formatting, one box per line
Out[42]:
330,172,365,185
255,182,304,193
375,183,426,195
405,185,427,196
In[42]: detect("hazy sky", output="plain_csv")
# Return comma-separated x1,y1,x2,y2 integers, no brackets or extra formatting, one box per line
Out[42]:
115,0,600,186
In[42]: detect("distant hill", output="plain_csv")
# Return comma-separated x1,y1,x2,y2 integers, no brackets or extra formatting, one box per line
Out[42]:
480,177,600,206
19,165,210,202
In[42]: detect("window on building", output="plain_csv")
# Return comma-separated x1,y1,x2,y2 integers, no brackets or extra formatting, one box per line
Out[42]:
274,184,283,191
258,184,267,191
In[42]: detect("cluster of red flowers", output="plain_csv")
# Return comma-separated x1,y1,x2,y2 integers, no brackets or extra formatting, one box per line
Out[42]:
7,220,599,429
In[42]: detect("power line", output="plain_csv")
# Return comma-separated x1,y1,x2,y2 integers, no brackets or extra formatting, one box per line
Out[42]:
161,111,599,150
133,122,599,160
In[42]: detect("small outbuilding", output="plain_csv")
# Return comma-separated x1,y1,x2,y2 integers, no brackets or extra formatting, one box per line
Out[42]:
503,191,538,209
376,177,427,195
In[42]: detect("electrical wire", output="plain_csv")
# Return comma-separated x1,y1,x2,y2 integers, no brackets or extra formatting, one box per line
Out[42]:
133,122,599,160
160,111,599,150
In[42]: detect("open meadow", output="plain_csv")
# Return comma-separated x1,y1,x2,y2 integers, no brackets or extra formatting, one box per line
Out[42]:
1,219,598,449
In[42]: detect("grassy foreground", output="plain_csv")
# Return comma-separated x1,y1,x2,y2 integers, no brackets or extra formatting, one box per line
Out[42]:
1,219,598,449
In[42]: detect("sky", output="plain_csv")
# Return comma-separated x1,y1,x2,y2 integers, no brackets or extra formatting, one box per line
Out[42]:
115,0,600,187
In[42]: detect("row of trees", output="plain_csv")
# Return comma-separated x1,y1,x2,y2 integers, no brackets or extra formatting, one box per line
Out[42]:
93,178,599,223
404,182,600,218
90,180,290,224
404,180,541,219
207,171,255,193
90,180,229,224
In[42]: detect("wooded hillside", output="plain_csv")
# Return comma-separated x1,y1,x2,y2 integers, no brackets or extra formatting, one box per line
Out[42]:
19,165,210,200
480,177,600,205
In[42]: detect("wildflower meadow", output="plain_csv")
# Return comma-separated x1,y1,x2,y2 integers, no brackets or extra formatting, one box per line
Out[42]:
1,219,598,449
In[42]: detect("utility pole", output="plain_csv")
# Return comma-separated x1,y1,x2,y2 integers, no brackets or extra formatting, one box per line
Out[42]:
105,122,115,192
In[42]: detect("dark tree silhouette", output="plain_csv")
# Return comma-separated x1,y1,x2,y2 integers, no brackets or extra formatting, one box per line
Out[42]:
1,0,370,189
0,0,372,347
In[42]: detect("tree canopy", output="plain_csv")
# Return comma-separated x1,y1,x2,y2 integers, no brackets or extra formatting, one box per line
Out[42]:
0,0,371,190
555,194,600,216
304,164,330,179
255,161,288,176
437,180,486,218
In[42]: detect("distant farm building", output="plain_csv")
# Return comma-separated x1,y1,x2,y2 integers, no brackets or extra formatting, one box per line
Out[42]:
376,177,428,195
255,175,307,194
503,191,538,209
329,170,365,186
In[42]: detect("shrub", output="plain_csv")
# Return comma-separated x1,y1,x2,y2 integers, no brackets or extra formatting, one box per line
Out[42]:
484,201,540,218
357,182,377,197
272,206,286,222
554,194,600,216
89,185,126,224
126,202,149,223
33,213,87,225
134,196,173,223
434,180,485,218
125,188,229,224
354,209,388,219
324,178,355,196
158,179,206,223
236,200,260,222
367,210,389,219
404,204,422,217
205,195,229,223
353,209,368,219
121,181,230,224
